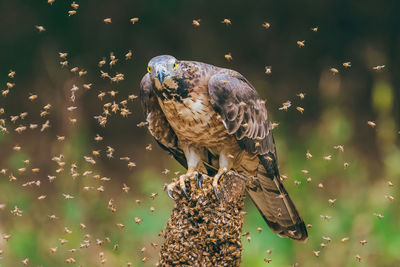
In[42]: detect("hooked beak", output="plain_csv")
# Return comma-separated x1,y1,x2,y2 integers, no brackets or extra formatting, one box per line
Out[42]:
157,69,166,84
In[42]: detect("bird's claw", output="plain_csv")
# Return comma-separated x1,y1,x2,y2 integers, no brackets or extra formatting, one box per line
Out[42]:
166,181,178,200
179,174,189,199
213,180,222,200
212,168,227,201
196,173,203,189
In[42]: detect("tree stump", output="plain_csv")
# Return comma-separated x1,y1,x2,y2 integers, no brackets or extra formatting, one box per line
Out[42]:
158,171,247,266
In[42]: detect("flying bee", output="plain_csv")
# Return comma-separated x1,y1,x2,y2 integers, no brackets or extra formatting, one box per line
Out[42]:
323,155,332,161
265,66,272,74
71,1,79,9
221,19,231,25
60,61,68,67
320,214,331,220
50,247,57,253
68,10,76,16
59,52,68,59
262,22,270,29
334,145,344,152
271,122,279,129
367,121,376,128
28,94,38,101
3,233,12,241
279,101,291,111
311,26,318,32
385,195,394,201
40,110,49,117
122,184,130,193
296,107,304,114
62,193,74,199
146,144,152,151
355,254,361,262
135,217,143,224
92,150,100,157
224,53,233,61
100,71,109,79
98,58,106,67
360,240,367,245
2,89,9,97
312,250,320,257
373,213,384,219
372,65,385,71
297,40,305,47
78,69,87,76
19,112,28,119
8,70,16,78
10,115,19,123
104,18,112,24
341,237,350,243
6,82,15,89
35,25,46,32
11,206,23,216
192,19,201,27
120,99,128,106
98,91,106,100
123,50,133,61
38,195,46,200
328,199,336,206
343,62,351,68
151,192,158,199
387,181,393,187
297,92,306,99
130,17,139,24
41,120,50,131
127,162,136,168
70,67,78,73
329,67,339,74
83,83,92,90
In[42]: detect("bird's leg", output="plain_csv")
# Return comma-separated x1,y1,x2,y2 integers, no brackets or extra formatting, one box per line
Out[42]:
167,145,201,200
213,151,231,199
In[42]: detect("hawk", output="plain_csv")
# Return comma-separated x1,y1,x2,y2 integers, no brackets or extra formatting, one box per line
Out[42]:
140,55,308,241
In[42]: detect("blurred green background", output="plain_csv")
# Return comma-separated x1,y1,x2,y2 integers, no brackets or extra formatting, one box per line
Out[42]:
0,0,399,266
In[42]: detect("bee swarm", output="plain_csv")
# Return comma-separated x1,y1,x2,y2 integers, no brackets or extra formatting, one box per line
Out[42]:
159,171,246,266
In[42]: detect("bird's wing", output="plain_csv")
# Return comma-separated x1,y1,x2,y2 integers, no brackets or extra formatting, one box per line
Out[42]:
208,72,307,241
140,73,187,168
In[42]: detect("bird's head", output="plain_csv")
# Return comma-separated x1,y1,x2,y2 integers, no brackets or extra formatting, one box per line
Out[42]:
147,55,180,89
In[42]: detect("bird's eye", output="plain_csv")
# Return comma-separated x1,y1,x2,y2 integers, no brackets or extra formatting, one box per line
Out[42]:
147,66,151,73
173,63,177,69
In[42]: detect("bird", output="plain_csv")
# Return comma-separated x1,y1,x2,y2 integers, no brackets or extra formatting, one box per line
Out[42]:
140,55,308,241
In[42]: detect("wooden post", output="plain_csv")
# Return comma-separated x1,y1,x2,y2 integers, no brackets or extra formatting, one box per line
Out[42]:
158,171,246,266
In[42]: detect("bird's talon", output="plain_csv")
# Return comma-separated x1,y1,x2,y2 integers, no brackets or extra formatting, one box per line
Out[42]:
196,173,203,189
213,185,220,200
166,182,177,200
179,174,190,199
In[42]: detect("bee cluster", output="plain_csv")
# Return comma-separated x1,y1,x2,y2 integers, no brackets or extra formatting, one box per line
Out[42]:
159,171,246,266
